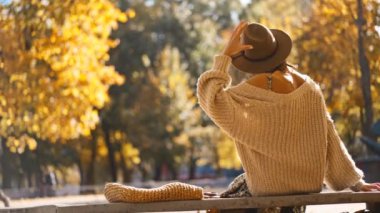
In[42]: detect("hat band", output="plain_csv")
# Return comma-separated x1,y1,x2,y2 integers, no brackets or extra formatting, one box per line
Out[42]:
242,42,279,62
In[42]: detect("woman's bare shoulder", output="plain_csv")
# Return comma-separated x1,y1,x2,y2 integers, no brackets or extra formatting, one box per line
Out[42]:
288,67,306,78
288,67,307,86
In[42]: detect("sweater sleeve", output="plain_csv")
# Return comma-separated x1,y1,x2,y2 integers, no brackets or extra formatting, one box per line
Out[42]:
324,112,365,191
196,55,235,130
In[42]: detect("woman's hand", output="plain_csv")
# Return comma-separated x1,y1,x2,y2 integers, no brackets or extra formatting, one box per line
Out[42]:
359,182,380,192
222,21,253,57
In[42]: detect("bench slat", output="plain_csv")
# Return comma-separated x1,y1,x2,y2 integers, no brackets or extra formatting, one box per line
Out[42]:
0,205,56,213
56,192,380,213
2,192,380,213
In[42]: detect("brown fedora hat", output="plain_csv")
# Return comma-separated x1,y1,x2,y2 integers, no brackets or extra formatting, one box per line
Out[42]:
231,23,292,74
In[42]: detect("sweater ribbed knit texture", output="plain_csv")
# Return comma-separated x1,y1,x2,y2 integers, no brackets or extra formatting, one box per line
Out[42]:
104,182,203,203
197,55,364,196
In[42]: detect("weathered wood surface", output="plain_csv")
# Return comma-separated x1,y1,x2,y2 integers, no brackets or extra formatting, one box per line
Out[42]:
0,205,57,213
0,191,379,213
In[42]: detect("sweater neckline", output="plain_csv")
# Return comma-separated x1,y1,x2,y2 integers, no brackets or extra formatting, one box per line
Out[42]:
229,74,313,102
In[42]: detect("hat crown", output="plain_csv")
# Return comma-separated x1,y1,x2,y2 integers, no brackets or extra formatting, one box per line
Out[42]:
242,23,278,60
231,22,292,74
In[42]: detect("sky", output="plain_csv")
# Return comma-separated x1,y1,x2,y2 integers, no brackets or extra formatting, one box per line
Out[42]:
240,0,251,6
0,0,11,5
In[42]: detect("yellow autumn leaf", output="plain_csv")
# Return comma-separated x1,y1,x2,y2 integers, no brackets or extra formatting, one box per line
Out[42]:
0,0,130,151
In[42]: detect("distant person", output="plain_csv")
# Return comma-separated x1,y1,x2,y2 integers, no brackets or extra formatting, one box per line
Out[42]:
196,21,380,210
42,171,57,197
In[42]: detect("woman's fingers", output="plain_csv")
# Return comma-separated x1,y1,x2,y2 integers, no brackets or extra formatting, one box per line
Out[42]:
235,22,248,39
371,184,380,191
222,21,251,57
233,45,253,56
230,22,243,38
362,183,380,191
229,22,249,49
239,21,249,33
241,44,253,50
233,21,246,33
225,42,253,57
231,21,248,39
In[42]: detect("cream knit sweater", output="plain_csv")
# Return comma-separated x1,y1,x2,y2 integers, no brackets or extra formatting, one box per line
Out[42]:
197,55,365,196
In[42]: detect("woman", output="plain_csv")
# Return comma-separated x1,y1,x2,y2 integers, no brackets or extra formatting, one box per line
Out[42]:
104,22,379,211
197,21,380,197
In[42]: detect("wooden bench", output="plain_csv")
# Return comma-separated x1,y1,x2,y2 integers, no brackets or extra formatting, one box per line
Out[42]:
1,191,379,213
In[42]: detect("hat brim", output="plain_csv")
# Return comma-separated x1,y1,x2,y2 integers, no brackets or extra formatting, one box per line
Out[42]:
231,29,292,74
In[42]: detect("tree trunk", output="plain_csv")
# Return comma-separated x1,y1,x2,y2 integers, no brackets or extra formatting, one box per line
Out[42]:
85,130,98,185
168,162,178,180
153,163,162,181
76,156,92,195
26,170,33,188
19,150,34,188
102,124,117,182
188,160,196,180
1,138,12,189
119,145,132,183
76,155,84,186
356,0,374,138
188,144,197,180
139,163,148,182
212,143,222,177
34,141,44,197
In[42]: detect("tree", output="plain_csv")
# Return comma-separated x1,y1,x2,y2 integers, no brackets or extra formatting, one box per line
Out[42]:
356,0,375,138
295,0,380,146
0,0,128,188
104,0,247,181
119,45,199,180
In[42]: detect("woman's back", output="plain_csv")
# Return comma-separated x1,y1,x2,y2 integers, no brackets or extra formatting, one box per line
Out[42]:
246,67,306,94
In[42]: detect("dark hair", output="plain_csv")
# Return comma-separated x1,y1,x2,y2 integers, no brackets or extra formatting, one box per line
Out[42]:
268,61,297,73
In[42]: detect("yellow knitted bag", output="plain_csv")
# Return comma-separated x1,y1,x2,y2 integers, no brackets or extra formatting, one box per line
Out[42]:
104,182,204,203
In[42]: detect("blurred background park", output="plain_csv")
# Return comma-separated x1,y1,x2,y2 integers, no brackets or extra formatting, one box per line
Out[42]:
0,0,379,207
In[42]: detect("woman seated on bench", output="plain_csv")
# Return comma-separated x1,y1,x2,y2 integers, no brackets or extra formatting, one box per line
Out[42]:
197,21,380,196
105,22,379,212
